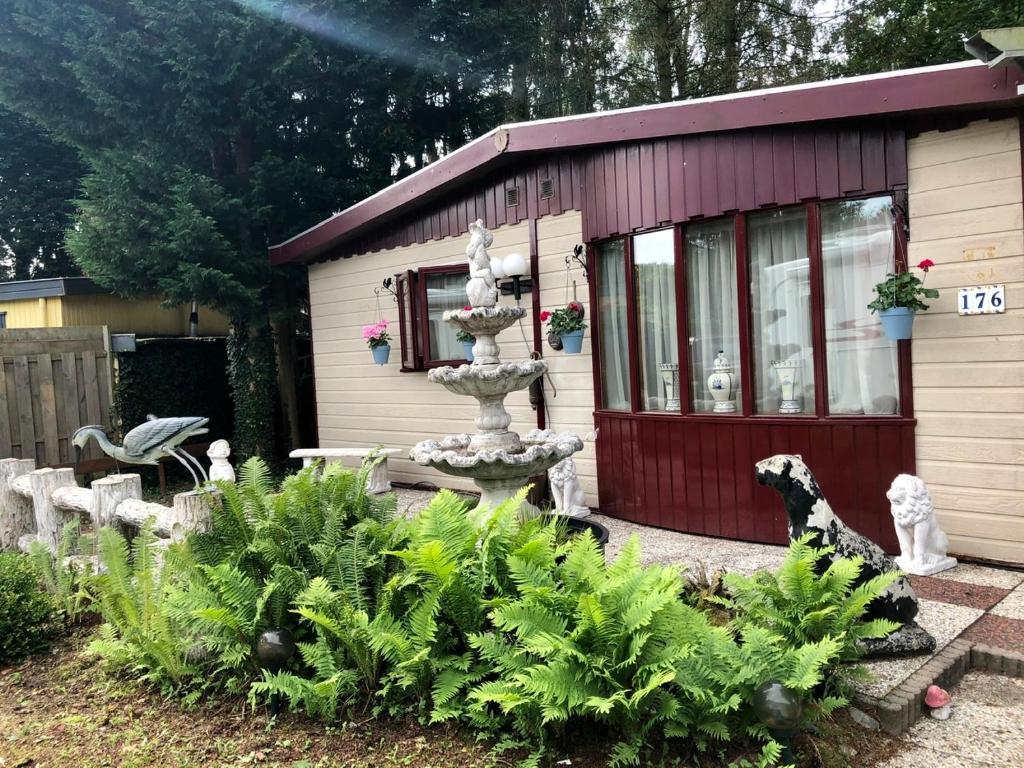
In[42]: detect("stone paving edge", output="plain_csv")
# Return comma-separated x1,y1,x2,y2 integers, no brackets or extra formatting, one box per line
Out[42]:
854,639,1023,735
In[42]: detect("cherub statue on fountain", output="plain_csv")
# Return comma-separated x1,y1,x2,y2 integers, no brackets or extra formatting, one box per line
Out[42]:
465,219,498,307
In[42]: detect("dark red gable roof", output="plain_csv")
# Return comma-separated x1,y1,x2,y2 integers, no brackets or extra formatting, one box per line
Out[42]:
270,60,1024,265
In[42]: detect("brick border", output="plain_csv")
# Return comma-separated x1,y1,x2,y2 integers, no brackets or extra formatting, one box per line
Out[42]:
853,641,1024,735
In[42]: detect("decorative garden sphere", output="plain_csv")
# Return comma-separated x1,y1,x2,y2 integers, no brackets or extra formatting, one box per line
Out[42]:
255,628,297,673
752,680,803,731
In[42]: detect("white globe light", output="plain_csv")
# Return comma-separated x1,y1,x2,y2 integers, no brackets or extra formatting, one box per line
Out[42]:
503,251,528,277
490,256,506,279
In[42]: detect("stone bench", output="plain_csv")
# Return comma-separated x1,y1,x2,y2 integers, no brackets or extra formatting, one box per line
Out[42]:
288,448,402,494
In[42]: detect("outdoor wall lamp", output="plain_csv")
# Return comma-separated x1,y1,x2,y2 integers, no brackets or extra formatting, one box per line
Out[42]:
495,251,532,300
752,680,804,765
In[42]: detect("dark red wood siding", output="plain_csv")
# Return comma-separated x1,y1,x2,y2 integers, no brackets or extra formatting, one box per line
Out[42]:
580,122,907,241
328,156,584,260
326,120,905,259
594,413,913,551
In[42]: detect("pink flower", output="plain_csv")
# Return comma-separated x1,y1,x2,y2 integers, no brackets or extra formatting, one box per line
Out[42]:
568,301,584,315
540,310,551,322
464,305,472,311
917,259,935,271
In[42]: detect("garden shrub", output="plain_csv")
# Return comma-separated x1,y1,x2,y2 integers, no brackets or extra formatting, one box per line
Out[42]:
89,524,197,694
719,534,902,696
87,463,902,768
28,520,98,624
0,552,60,665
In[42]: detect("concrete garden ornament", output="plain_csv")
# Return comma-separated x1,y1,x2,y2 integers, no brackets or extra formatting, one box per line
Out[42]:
411,221,583,511
206,439,236,483
72,415,211,487
887,474,956,576
465,219,499,308
756,454,936,657
548,455,589,518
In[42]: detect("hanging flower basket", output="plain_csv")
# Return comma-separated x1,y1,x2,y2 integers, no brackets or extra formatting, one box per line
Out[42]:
363,320,392,365
868,259,938,341
541,302,587,355
456,324,475,362
878,307,915,340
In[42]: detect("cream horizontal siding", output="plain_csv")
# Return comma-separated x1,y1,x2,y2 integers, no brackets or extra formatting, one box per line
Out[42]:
908,117,1024,564
308,211,597,503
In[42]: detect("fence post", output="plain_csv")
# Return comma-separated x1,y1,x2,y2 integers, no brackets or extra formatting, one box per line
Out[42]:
29,467,77,551
0,458,36,551
92,473,143,530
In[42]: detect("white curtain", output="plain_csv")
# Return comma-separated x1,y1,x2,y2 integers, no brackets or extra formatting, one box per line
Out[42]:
749,208,815,413
822,198,900,414
634,229,678,411
597,240,630,410
686,220,739,412
426,272,465,360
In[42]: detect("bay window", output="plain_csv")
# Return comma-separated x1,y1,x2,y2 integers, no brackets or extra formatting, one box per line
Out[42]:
686,219,739,413
596,240,631,410
633,229,679,412
591,196,907,418
748,207,814,415
821,197,900,414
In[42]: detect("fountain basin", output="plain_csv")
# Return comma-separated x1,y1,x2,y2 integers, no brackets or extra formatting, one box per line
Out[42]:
428,359,546,398
443,305,525,337
410,430,584,510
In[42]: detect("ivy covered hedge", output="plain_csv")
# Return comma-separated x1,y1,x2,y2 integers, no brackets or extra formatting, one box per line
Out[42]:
114,337,233,443
85,460,899,767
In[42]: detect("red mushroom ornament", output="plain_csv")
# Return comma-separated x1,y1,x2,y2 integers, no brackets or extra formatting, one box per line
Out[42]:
925,685,952,720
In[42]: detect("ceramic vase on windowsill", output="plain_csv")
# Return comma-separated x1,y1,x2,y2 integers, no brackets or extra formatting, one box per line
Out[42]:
660,363,680,411
771,358,802,414
462,341,475,362
706,351,737,413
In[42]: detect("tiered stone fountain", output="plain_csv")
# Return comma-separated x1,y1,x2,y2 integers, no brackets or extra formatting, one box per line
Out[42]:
410,219,583,510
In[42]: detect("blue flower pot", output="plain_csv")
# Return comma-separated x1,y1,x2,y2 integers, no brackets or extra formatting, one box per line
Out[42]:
879,307,915,340
560,329,585,354
371,344,391,365
461,341,475,362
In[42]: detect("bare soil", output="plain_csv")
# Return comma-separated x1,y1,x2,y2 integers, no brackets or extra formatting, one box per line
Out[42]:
0,630,905,768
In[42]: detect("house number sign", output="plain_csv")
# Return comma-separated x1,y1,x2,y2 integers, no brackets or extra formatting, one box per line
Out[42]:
957,284,1005,315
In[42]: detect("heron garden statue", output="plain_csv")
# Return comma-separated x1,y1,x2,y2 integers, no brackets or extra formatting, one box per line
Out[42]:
72,415,211,487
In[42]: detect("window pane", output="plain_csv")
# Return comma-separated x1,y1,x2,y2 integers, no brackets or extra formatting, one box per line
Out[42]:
425,272,465,360
822,197,900,414
749,208,814,414
634,229,679,411
596,240,630,410
686,220,740,413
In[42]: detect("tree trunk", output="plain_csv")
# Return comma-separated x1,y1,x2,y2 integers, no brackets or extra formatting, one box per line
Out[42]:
271,274,302,453
227,316,278,465
29,467,76,552
92,473,142,530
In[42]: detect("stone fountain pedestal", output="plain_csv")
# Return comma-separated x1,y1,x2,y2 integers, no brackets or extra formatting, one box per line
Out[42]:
409,224,583,511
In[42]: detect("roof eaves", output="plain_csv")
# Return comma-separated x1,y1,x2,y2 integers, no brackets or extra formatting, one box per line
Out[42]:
270,60,1021,265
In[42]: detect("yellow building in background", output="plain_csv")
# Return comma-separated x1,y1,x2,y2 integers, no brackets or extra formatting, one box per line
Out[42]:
0,277,229,335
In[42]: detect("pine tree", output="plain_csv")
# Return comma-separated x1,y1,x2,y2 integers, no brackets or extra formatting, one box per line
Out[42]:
0,106,84,279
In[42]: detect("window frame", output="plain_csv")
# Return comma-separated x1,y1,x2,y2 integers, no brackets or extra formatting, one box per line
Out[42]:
395,262,470,372
0,312,6,329
587,196,913,422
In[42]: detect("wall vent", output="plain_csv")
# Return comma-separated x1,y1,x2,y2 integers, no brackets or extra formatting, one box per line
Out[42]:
539,178,554,199
505,186,520,207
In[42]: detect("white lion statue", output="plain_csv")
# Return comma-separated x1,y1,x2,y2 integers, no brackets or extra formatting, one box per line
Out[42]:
465,219,498,308
548,457,589,518
887,474,956,576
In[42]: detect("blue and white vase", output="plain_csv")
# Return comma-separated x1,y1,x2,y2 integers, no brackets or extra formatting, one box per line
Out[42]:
371,344,391,365
561,329,585,354
706,351,737,413
879,307,915,340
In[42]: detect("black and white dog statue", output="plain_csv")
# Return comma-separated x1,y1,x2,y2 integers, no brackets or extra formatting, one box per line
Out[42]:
755,454,936,657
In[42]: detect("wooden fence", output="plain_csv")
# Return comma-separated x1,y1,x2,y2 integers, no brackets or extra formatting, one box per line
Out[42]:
0,326,115,465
